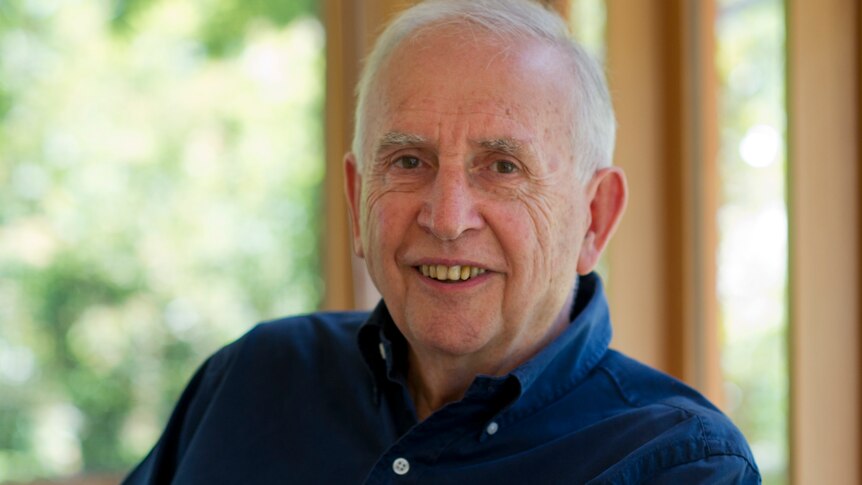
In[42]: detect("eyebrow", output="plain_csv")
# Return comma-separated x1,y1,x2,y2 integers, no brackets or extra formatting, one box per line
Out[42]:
376,131,426,152
479,137,523,156
374,132,529,157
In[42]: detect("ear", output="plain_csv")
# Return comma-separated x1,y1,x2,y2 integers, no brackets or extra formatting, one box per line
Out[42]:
343,152,365,258
577,167,628,274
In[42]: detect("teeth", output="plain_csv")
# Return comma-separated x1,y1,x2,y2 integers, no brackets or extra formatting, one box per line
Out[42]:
448,265,460,280
418,264,486,282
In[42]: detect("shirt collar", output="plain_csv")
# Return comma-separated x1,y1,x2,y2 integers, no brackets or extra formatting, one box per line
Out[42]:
504,272,612,412
356,273,612,411
357,300,409,384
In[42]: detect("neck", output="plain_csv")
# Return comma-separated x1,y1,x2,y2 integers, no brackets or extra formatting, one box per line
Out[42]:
406,353,476,421
406,290,575,421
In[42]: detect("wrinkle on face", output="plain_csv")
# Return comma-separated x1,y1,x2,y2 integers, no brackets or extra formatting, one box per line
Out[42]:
353,28,590,373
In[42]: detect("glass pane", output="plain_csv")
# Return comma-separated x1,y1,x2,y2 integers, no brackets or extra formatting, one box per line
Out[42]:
569,0,607,63
0,1,323,481
716,0,788,483
568,0,609,280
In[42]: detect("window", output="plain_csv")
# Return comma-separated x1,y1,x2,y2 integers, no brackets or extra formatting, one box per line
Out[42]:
716,1,788,482
569,0,606,62
0,1,323,480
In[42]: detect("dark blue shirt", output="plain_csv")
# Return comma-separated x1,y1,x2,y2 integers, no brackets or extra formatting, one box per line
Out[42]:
125,274,760,484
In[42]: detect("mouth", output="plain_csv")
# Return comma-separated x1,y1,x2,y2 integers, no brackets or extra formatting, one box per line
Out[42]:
416,264,487,283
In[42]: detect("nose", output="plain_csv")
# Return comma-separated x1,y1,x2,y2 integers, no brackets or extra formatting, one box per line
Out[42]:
417,166,484,241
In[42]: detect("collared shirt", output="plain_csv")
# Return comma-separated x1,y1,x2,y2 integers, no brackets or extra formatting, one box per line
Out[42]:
124,273,760,484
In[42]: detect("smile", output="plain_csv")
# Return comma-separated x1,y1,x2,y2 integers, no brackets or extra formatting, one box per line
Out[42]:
418,264,486,282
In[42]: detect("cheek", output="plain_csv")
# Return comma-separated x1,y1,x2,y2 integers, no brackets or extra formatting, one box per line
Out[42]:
521,192,561,248
361,184,390,235
361,190,416,254
492,200,555,284
519,191,584,276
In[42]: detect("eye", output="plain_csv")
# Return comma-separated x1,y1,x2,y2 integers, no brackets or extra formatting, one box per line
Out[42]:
393,156,421,169
490,160,519,174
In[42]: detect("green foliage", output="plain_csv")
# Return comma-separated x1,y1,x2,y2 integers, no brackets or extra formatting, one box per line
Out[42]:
110,0,155,31
0,1,22,30
0,0,324,481
198,0,319,55
0,83,13,122
110,0,319,56
0,411,30,453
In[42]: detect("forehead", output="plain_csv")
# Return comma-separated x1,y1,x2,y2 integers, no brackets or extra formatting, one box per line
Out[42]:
367,28,574,145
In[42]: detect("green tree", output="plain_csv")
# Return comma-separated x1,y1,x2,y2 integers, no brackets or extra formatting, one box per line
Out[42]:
0,0,323,480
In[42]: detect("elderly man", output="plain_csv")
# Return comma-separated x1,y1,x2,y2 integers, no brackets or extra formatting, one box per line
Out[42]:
126,0,759,483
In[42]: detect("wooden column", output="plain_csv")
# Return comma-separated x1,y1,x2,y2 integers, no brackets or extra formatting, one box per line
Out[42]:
679,0,722,405
542,0,571,19
787,0,861,482
604,0,722,404
322,0,360,310
322,0,410,310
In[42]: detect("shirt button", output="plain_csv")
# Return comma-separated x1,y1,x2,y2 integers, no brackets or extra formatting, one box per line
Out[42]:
486,421,499,435
379,342,387,360
392,457,410,475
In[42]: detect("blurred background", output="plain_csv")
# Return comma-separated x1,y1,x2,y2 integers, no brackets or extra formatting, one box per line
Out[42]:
0,0,323,481
0,0,858,484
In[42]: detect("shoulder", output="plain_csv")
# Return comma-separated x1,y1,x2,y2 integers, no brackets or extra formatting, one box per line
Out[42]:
172,309,372,412
589,350,760,483
123,310,374,483
597,350,715,410
242,310,370,352
209,310,371,376
154,310,373,427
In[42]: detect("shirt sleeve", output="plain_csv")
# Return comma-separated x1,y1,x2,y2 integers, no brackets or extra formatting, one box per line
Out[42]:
121,342,239,484
645,455,762,485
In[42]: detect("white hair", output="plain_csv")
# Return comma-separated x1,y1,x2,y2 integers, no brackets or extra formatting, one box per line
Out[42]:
352,0,616,183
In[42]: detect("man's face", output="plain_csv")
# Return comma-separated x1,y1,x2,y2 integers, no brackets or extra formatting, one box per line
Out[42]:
347,30,597,370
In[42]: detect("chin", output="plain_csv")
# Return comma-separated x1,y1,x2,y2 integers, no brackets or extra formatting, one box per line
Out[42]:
403,310,498,357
